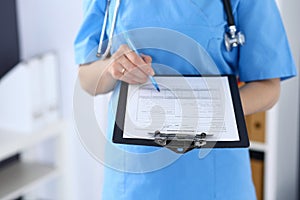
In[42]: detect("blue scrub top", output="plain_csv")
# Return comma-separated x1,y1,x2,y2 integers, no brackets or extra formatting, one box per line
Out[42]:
74,0,296,199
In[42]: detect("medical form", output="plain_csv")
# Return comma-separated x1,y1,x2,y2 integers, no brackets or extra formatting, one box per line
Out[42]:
123,76,240,142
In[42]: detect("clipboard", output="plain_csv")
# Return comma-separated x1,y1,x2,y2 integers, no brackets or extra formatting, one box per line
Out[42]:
113,75,249,153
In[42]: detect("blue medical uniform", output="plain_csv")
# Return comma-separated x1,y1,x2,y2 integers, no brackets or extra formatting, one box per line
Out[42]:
74,0,297,199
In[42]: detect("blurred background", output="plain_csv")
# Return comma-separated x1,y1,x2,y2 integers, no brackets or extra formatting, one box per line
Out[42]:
0,0,299,200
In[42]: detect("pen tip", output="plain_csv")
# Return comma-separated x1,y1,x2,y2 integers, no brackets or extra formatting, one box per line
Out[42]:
157,87,160,92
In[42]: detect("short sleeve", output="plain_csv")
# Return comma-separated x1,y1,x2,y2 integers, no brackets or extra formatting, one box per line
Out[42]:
237,0,297,82
74,0,106,64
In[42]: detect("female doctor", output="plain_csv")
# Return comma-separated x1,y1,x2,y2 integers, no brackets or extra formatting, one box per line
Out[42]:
74,0,296,199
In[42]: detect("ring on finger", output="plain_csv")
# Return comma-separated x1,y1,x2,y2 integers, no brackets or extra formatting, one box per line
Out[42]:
121,67,126,75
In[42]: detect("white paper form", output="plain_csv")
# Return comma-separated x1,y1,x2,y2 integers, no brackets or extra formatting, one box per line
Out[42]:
123,76,240,141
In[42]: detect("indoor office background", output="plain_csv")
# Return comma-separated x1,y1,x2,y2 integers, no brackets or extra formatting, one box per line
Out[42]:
0,0,299,200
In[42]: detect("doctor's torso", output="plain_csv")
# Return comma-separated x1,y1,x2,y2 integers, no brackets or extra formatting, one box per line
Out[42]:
105,0,240,75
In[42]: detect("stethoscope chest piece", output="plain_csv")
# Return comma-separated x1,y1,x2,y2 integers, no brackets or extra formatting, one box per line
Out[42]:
224,25,245,51
222,0,246,52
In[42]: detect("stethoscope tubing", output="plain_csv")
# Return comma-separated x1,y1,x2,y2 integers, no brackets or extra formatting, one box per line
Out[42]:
97,0,121,58
222,0,235,26
96,0,244,58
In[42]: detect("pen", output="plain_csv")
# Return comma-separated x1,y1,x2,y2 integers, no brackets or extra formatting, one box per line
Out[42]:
124,34,160,92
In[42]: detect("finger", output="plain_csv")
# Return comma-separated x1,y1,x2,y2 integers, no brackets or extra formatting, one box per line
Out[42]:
121,69,148,84
109,61,127,80
109,53,138,80
123,67,148,83
112,44,132,60
118,55,136,72
140,54,155,76
126,54,155,76
109,64,145,83
118,55,149,82
140,54,152,64
113,44,154,77
109,56,148,83
117,57,148,83
125,50,146,67
137,61,155,76
113,44,150,75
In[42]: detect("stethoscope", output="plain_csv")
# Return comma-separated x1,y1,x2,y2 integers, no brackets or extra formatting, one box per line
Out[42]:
96,0,245,59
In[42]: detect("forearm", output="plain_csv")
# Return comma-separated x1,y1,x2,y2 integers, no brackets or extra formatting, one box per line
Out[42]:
239,78,280,115
78,45,154,96
78,59,117,95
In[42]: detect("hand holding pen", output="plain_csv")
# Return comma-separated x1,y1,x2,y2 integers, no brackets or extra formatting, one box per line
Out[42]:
124,36,160,92
108,44,155,86
108,41,160,92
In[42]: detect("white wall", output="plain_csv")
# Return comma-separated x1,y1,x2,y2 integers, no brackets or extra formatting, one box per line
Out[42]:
16,0,105,199
276,0,300,199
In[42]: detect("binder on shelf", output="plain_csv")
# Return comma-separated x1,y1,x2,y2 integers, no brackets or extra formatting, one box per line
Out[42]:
113,75,249,153
245,112,266,143
41,52,60,123
0,52,59,133
29,58,45,123
250,151,265,200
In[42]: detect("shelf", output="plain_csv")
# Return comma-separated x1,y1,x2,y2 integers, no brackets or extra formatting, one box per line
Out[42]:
249,141,266,152
0,162,59,200
0,120,65,161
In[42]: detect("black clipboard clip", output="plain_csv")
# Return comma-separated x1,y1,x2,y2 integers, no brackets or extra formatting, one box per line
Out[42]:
149,131,209,154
